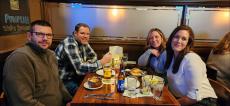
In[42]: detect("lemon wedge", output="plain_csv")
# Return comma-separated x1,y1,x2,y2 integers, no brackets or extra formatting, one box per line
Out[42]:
150,78,159,85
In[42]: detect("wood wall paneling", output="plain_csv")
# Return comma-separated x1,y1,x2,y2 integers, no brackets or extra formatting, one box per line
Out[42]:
51,38,217,62
89,40,146,61
0,0,42,53
28,0,42,21
0,34,27,53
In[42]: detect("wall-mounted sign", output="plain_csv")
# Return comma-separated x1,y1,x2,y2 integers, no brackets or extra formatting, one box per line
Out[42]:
0,0,30,35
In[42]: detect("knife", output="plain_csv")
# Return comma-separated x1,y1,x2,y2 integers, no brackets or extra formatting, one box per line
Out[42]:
84,95,115,100
94,97,116,100
84,92,114,98
85,94,106,97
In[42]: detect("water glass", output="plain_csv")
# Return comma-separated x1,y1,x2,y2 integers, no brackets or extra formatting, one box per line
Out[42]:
126,76,138,97
122,53,128,62
122,53,128,68
151,81,164,100
141,75,151,95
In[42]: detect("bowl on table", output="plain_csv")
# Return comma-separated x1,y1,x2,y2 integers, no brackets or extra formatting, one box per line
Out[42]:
84,76,103,90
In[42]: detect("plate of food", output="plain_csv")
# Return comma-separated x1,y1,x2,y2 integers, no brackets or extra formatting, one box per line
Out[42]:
129,68,143,77
142,75,164,85
96,69,116,76
84,76,103,90
150,75,164,85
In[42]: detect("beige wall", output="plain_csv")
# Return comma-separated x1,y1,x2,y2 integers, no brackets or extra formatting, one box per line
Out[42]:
44,3,229,41
0,0,41,53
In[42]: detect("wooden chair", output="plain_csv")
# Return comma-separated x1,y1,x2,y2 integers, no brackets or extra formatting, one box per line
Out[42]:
208,78,230,106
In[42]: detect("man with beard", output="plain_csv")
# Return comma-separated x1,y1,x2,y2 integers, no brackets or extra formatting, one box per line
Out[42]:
3,20,72,106
55,23,112,96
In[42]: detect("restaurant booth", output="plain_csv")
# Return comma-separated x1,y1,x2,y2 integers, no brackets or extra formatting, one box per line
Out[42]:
0,0,230,106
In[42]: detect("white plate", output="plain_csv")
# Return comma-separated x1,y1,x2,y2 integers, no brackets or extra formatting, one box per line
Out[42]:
125,69,131,72
126,61,136,65
124,77,140,89
84,81,103,90
96,69,115,76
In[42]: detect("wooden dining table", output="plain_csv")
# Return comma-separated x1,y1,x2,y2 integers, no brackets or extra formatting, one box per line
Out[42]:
70,73,180,106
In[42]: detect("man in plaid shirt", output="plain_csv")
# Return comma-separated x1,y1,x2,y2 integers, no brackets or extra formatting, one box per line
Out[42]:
55,23,112,95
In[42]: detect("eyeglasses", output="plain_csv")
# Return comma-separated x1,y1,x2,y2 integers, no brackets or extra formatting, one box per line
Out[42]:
31,32,54,39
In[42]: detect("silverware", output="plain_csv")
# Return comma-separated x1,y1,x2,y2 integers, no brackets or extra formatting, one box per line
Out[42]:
94,97,116,100
84,92,114,98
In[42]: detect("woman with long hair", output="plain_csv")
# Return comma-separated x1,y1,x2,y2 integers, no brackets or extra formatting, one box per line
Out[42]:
165,25,217,105
138,28,167,73
207,32,230,88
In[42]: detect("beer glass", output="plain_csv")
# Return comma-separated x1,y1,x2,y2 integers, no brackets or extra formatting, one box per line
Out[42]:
114,64,120,77
103,63,112,79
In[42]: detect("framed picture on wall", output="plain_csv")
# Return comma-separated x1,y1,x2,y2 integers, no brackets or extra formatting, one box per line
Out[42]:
0,0,30,35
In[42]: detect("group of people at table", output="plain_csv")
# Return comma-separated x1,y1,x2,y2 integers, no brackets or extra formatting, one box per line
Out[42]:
2,20,229,106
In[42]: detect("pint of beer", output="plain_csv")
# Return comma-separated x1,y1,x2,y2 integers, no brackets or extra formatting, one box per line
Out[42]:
103,63,112,79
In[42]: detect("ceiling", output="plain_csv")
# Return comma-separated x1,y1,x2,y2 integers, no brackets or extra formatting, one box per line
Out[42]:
43,0,230,7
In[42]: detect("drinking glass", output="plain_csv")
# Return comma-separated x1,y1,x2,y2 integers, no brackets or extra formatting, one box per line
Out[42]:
103,63,112,79
126,76,138,97
151,81,164,100
122,53,128,62
114,64,120,76
122,53,128,68
141,75,151,95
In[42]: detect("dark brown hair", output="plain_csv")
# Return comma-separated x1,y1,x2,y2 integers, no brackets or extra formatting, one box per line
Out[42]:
29,20,52,32
74,23,90,32
164,25,194,74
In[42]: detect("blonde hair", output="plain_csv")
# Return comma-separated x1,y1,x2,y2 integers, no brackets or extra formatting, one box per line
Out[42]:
213,32,230,54
146,28,166,52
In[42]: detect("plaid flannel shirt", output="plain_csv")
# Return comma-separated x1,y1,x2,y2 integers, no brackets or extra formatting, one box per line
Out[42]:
55,35,102,80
